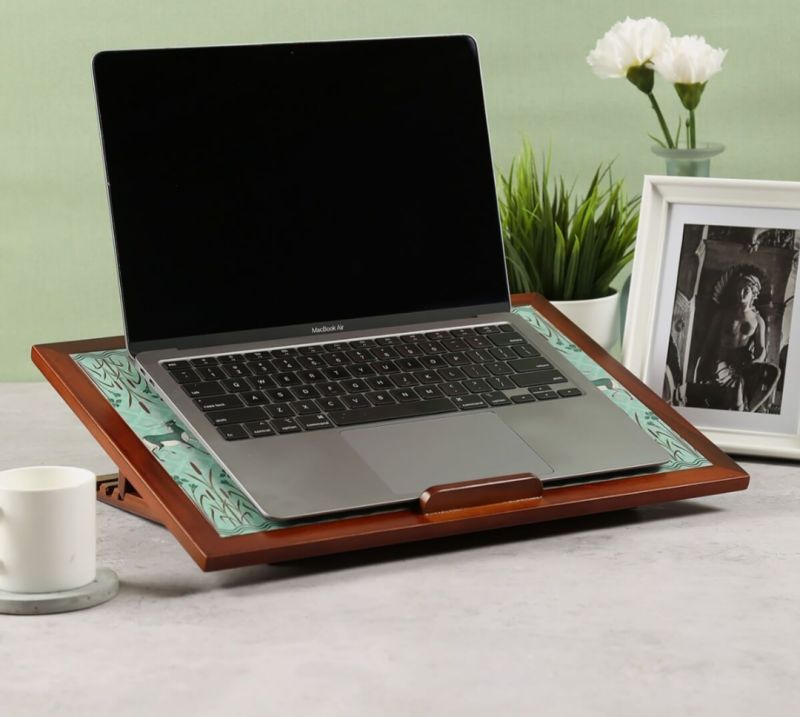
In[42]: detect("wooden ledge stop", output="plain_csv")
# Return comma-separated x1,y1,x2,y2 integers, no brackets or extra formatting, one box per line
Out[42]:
418,473,543,514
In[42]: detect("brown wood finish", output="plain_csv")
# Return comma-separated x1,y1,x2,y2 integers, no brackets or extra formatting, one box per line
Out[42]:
31,295,749,571
419,474,543,513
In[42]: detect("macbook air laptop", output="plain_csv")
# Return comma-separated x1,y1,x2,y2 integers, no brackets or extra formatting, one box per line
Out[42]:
92,35,668,520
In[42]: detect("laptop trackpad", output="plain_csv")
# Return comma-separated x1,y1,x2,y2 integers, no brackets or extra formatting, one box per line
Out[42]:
342,412,553,496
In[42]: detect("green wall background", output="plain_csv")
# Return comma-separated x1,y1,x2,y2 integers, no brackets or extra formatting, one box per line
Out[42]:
2,0,798,380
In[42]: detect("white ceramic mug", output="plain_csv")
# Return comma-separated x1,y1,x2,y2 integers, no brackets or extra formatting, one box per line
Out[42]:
0,466,96,594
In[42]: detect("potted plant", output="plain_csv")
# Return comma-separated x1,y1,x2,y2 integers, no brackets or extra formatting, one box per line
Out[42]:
499,143,638,350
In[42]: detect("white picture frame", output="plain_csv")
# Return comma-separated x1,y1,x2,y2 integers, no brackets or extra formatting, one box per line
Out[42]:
623,176,800,459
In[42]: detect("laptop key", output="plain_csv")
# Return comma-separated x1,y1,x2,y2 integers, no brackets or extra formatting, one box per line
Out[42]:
487,375,516,391
391,388,419,402
194,394,244,412
420,355,448,369
271,347,298,358
558,388,583,398
533,390,559,400
164,359,190,370
217,425,249,441
267,388,293,403
463,364,489,379
218,354,246,364
323,367,350,380
512,344,540,358
439,367,466,381
416,385,443,400
297,414,334,431
241,391,269,406
266,403,296,418
243,420,276,438
298,355,326,370
297,345,327,355
170,368,200,384
298,369,326,383
372,346,399,360
512,370,567,387
483,391,512,407
343,394,370,409
395,344,423,357
444,353,469,366
350,339,376,349
373,360,400,374
208,406,267,426
222,363,252,378
189,357,219,368
328,397,456,427
486,362,514,376
511,393,536,404
465,349,492,363
509,357,554,373
475,325,501,334
197,365,226,381
319,396,346,411
426,330,452,340
488,332,526,346
272,357,301,372
499,324,515,332
292,385,320,400
271,418,302,435
343,379,369,393
365,391,396,406
391,373,419,388
291,400,320,415
375,336,402,346
442,338,468,351
366,376,392,390
183,381,226,398
249,375,276,390
396,358,422,371
318,382,345,396
451,328,476,337
222,377,253,393
440,382,468,397
464,336,492,349
489,346,517,361
463,379,491,393
276,372,301,387
452,394,486,410
413,371,441,385
350,364,376,377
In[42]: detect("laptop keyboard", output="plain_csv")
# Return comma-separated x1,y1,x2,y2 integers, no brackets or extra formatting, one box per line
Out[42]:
162,323,583,441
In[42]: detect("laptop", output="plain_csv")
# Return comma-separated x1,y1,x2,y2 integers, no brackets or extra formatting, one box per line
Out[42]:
92,35,668,520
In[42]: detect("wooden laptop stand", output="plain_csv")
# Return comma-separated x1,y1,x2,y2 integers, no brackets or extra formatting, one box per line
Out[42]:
32,294,749,571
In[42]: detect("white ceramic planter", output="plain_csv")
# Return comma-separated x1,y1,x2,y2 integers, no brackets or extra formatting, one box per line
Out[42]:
550,291,621,352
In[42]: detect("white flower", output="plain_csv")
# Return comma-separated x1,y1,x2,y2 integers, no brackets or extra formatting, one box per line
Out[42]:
653,35,727,85
586,17,671,79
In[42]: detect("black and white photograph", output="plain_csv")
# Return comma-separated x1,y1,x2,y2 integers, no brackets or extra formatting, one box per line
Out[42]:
663,224,799,413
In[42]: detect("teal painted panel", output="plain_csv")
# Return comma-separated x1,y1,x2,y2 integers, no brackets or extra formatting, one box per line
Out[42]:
72,306,708,537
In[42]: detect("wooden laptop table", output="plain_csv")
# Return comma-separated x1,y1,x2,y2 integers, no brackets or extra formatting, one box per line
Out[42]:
31,294,749,571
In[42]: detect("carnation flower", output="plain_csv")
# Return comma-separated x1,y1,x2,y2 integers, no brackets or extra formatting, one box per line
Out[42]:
587,16,671,80
653,35,727,86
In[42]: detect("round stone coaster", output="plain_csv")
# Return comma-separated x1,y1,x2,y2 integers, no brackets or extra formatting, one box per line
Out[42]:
0,568,119,616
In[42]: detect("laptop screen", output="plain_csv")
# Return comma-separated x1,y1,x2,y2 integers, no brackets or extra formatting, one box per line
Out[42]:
93,36,509,348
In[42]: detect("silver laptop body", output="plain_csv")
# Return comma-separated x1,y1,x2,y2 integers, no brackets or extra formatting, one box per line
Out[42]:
93,36,668,520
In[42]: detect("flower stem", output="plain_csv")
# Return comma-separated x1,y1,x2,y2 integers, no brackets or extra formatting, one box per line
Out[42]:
648,92,674,149
689,109,696,149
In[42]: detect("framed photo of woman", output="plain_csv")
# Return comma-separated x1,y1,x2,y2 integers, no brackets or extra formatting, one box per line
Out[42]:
623,176,800,459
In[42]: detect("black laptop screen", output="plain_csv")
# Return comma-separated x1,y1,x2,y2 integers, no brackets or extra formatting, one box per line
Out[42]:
93,36,509,347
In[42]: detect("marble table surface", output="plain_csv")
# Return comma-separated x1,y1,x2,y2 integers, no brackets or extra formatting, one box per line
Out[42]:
1,382,799,716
